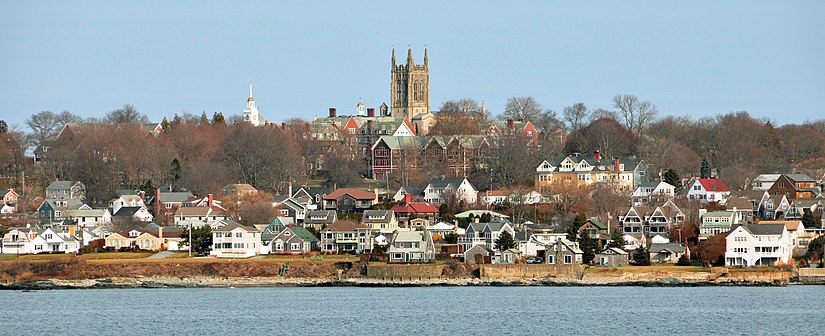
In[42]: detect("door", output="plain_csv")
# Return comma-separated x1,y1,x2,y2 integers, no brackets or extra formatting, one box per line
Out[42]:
405,252,410,262
52,244,59,252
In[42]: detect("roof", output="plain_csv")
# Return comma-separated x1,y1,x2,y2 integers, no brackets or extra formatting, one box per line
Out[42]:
585,219,607,230
393,230,425,242
391,202,439,214
222,183,257,194
286,226,319,243
304,210,337,223
65,209,108,217
428,177,468,189
399,186,423,197
784,174,815,182
733,224,785,236
46,181,78,190
361,210,394,223
158,191,196,203
324,220,367,232
175,206,224,217
213,221,260,233
697,178,730,192
113,207,142,217
323,188,376,201
599,247,629,255
649,243,686,254
757,220,802,231
454,210,509,219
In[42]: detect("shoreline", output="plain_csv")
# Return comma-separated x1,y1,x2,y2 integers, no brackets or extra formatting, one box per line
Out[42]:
0,275,807,290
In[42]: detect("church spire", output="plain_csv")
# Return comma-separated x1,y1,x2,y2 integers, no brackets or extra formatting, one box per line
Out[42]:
249,80,253,98
391,48,396,67
407,47,413,65
424,48,428,68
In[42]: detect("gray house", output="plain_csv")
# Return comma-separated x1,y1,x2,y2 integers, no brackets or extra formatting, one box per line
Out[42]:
595,247,629,266
303,210,337,231
388,230,435,263
464,244,494,264
45,181,86,200
649,243,689,263
546,239,583,265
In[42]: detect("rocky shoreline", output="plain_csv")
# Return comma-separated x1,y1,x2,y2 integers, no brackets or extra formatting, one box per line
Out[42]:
0,275,797,290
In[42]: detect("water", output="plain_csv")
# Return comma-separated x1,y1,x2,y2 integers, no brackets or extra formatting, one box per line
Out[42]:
0,286,822,335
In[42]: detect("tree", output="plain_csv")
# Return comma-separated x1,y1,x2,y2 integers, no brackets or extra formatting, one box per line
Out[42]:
563,103,589,131
494,230,517,251
105,104,149,124
211,112,226,125
501,96,543,122
632,247,651,266
199,112,210,126
677,254,692,266
0,120,7,133
698,232,727,264
663,169,683,193
612,94,658,137
169,158,182,188
237,201,277,225
26,110,82,149
807,236,824,266
700,158,711,178
568,212,587,241
607,229,625,248
801,209,822,229
564,117,638,159
180,225,213,255
160,117,170,130
444,232,459,244
579,236,596,264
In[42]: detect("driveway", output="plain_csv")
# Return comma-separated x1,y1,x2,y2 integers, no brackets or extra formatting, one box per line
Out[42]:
147,251,177,259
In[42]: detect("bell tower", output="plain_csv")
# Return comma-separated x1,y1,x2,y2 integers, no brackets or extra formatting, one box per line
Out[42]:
390,48,429,120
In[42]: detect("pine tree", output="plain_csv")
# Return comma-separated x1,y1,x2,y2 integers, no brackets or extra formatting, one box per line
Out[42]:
579,237,596,264
663,168,683,193
700,158,711,178
632,248,651,266
801,209,822,228
172,113,183,127
170,158,182,188
607,229,625,248
0,120,7,133
160,117,170,130
494,231,517,251
677,253,691,266
212,112,226,125
199,112,209,126
568,212,587,241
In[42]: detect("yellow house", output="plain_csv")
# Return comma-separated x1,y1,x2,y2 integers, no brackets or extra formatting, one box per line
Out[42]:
104,228,183,251
535,154,648,193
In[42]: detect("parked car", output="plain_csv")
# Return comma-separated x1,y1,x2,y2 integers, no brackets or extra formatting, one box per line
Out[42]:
527,257,543,264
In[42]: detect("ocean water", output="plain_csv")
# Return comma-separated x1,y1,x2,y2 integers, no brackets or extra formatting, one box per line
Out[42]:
0,286,821,335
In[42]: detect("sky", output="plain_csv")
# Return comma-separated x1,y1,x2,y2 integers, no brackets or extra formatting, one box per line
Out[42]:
1,1,823,129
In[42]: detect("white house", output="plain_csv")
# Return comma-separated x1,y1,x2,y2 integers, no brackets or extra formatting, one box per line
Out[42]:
393,186,423,203
699,210,742,240
1,227,38,254
725,224,791,267
387,230,435,263
64,208,111,228
751,174,781,191
459,221,515,251
30,228,80,254
210,222,260,258
687,178,731,203
631,181,676,206
423,177,478,205
112,195,146,214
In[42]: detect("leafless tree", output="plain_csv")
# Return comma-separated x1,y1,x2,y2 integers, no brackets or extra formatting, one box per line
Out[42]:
501,96,543,122
26,110,82,148
563,103,589,132
105,104,149,124
612,94,658,137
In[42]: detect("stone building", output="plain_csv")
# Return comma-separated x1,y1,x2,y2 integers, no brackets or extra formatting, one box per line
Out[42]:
391,48,431,123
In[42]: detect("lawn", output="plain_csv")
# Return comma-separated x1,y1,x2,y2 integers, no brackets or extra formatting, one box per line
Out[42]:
1,252,155,261
262,254,359,262
587,264,706,273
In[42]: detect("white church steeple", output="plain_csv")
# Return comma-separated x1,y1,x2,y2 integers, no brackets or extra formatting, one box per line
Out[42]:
243,80,265,126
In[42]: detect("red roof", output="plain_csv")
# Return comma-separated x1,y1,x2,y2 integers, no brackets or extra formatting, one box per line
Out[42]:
392,202,439,214
698,178,730,192
323,188,376,200
324,220,368,232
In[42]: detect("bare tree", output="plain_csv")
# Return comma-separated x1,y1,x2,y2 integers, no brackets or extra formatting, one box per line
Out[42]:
612,94,658,137
26,110,82,148
562,103,589,132
589,108,618,122
501,96,543,122
105,104,149,124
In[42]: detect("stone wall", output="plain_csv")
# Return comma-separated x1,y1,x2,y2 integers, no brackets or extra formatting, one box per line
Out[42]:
366,264,445,280
797,268,825,284
479,264,584,279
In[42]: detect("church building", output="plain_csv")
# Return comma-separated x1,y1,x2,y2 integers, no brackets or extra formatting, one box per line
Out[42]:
243,81,266,126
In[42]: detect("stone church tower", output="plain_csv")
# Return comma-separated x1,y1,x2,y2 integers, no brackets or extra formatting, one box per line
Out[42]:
391,48,430,120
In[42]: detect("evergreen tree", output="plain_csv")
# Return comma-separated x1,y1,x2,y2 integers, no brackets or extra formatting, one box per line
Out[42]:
494,231,517,251
607,229,625,248
170,158,182,188
480,212,492,223
579,237,596,264
677,254,692,266
444,232,459,244
212,112,226,125
0,120,7,133
700,158,711,178
632,248,651,266
160,117,170,130
568,212,587,241
801,209,822,228
663,168,683,193
180,225,213,255
438,202,448,216
199,112,209,126
171,113,183,127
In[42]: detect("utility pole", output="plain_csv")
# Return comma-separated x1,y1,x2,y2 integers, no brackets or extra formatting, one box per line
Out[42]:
188,222,192,257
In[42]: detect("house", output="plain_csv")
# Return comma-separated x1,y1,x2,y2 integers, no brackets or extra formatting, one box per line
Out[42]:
104,229,144,250
131,228,184,251
623,233,647,251
1,227,38,254
303,210,338,231
725,224,791,267
320,220,373,253
499,248,522,264
210,222,261,258
112,206,154,222
487,119,539,145
595,247,629,266
322,188,377,212
173,205,227,227
648,243,689,263
757,220,806,256
687,178,731,203
221,183,258,199
480,190,508,206
698,210,742,240
0,189,19,214
757,194,790,220
45,180,86,200
578,219,610,246
63,208,111,228
425,222,457,241
459,221,515,251
618,203,685,237
751,174,781,191
393,186,423,203
37,199,89,222
631,181,676,206
464,244,494,263
111,194,146,214
360,210,398,231
149,188,196,223
546,239,583,265
535,153,649,193
768,174,820,199
30,228,80,254
387,230,435,263
273,197,314,222
423,177,478,205
268,226,319,254
391,200,439,227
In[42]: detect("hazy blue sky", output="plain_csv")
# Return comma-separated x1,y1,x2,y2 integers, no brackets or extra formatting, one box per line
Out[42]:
1,1,823,129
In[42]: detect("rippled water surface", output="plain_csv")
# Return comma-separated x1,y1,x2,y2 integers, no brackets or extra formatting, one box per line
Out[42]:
0,286,822,335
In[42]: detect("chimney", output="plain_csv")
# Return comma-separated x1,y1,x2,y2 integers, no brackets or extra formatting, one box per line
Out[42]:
329,108,337,118
474,217,480,223
593,150,601,161
208,193,213,207
367,120,373,134
368,108,375,117
155,187,161,214
158,226,163,240
507,119,515,130
280,122,286,130
614,158,621,171
139,191,145,202
374,188,379,204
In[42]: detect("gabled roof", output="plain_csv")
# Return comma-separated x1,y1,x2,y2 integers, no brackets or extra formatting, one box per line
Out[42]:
361,210,394,223
428,177,468,189
697,178,730,192
324,220,368,232
585,219,608,230
46,181,79,190
158,191,196,203
113,207,143,217
304,210,337,223
213,221,259,233
391,201,439,214
287,226,319,243
323,188,376,201
649,243,686,254
454,210,508,218
784,174,815,182
756,221,802,232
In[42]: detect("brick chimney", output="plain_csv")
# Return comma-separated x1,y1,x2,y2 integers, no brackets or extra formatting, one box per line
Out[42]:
329,108,337,118
594,150,601,161
368,108,375,117
367,120,373,134
507,119,515,130
139,191,145,202
614,158,621,171
155,187,161,216
208,193,213,207
158,226,163,240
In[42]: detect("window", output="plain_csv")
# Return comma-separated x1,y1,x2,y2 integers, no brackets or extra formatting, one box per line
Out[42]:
275,241,284,250
564,255,573,264
165,203,172,209
290,243,301,250
235,232,243,238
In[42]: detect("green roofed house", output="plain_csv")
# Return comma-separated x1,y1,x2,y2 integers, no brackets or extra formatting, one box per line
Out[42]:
267,226,319,254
